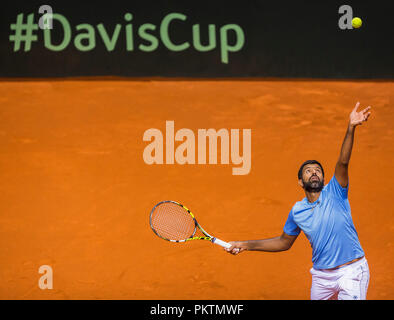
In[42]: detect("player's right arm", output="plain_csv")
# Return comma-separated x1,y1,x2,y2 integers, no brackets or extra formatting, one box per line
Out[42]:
225,232,298,255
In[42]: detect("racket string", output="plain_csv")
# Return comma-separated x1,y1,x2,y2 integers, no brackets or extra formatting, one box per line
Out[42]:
152,208,194,240
156,205,193,237
151,202,196,241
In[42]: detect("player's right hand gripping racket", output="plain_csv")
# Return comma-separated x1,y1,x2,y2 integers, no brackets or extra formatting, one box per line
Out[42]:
150,200,232,249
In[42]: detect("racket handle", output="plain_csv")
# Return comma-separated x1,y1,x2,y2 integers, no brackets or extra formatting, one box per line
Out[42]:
212,237,232,249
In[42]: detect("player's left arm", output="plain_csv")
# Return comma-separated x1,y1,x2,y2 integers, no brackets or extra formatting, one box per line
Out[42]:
335,102,372,187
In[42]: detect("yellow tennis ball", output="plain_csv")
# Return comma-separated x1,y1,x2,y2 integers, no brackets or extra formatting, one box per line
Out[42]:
352,17,362,29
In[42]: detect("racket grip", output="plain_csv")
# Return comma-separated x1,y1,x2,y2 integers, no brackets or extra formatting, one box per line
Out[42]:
212,237,232,249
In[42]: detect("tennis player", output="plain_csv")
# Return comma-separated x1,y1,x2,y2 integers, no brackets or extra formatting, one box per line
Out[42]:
226,102,371,300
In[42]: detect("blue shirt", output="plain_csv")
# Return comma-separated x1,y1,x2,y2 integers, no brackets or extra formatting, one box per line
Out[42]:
283,175,365,269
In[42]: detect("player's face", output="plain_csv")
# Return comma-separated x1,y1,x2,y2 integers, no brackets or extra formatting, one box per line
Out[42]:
300,164,324,192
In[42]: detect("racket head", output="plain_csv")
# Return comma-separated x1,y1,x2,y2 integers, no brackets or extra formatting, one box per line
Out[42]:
150,200,197,243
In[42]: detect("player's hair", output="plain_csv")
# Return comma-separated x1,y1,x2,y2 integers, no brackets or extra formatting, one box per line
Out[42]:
298,160,324,180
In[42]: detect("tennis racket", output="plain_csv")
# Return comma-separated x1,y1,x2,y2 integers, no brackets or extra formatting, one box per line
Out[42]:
149,200,232,249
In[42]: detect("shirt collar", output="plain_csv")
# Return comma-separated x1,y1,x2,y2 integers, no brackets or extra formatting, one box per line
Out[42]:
303,190,324,206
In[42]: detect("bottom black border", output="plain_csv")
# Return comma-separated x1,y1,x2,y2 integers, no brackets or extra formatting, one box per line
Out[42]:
1,300,392,318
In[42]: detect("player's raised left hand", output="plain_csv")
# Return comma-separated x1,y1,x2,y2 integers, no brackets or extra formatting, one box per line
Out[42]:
349,102,371,127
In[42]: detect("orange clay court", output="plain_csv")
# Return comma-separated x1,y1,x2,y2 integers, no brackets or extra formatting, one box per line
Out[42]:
0,79,393,299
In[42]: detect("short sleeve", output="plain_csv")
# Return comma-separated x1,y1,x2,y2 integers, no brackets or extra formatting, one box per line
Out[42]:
325,175,349,199
283,209,301,236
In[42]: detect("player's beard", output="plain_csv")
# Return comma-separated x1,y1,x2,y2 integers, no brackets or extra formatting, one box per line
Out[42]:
302,176,324,192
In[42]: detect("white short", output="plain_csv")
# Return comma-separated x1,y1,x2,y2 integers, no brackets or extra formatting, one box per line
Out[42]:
310,257,370,300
